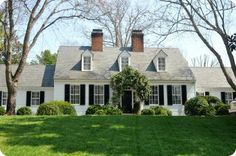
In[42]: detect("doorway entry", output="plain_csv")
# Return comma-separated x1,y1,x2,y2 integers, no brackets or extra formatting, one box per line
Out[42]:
122,91,132,113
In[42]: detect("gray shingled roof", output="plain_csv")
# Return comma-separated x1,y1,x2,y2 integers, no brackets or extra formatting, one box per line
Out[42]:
0,65,55,87
55,46,195,81
190,67,236,90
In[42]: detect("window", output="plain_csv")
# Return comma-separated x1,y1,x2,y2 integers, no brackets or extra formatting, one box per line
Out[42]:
70,85,80,104
121,57,129,70
172,85,182,104
225,92,233,104
149,86,159,104
196,92,204,96
94,85,104,104
158,57,165,71
2,92,7,105
83,56,92,70
31,92,40,105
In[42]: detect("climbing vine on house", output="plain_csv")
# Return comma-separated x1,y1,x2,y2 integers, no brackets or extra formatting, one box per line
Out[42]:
110,66,151,113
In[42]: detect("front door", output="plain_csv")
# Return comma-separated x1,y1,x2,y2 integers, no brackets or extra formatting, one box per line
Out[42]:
122,91,132,113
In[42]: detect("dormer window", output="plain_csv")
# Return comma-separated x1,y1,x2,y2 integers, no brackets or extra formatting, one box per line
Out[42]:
153,49,168,72
121,57,129,70
158,57,165,71
83,56,91,70
118,51,131,71
82,50,93,71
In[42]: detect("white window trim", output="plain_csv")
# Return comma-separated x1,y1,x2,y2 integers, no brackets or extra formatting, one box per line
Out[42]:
94,85,104,105
82,56,93,71
157,57,166,72
149,85,159,105
31,91,40,106
119,56,130,72
70,85,80,105
2,91,7,106
172,85,182,105
225,92,233,104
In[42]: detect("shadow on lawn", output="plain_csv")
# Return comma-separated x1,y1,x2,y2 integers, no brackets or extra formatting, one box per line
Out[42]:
1,116,141,155
1,116,236,156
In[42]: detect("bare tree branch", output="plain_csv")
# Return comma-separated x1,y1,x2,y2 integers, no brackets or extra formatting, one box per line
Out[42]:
157,0,236,90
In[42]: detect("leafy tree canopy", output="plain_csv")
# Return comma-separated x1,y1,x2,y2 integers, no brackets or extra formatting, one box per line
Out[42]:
110,66,151,102
30,50,57,65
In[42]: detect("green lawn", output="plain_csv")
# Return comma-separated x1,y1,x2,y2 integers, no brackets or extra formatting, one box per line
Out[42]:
0,116,235,156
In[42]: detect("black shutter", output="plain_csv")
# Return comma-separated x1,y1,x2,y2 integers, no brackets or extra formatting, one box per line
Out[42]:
40,91,45,104
80,85,85,105
221,92,226,104
104,85,110,105
233,92,236,100
0,91,2,106
89,85,94,105
205,92,210,96
65,84,70,102
159,85,164,105
181,85,187,105
167,85,172,105
26,91,31,106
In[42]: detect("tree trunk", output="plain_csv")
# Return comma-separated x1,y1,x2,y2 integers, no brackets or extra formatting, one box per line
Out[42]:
5,63,18,115
6,82,17,115
138,101,144,115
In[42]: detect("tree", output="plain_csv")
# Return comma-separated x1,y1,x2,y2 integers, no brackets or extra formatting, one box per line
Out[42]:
191,54,219,67
30,49,57,65
0,12,21,64
1,0,95,115
158,0,236,90
110,66,151,114
86,0,154,47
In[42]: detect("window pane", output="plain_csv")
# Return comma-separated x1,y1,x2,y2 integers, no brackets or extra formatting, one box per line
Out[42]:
3,92,7,98
149,86,159,104
70,85,80,104
31,92,40,105
225,92,233,104
172,86,182,104
2,92,7,105
32,92,40,98
94,85,104,104
2,99,7,105
84,56,91,70
158,58,165,71
121,57,129,70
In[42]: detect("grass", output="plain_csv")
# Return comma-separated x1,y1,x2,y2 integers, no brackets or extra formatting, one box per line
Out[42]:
0,116,235,156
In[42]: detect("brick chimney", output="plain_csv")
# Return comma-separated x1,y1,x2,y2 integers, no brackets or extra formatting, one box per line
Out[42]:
131,30,144,52
91,29,103,52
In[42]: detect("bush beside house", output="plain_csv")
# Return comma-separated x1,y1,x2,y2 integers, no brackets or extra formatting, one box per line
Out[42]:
184,96,209,116
44,101,76,115
86,104,122,115
141,109,155,115
203,96,222,106
141,106,172,116
0,106,5,115
214,103,230,115
37,101,76,116
86,105,102,115
185,96,229,116
17,107,32,115
37,103,61,115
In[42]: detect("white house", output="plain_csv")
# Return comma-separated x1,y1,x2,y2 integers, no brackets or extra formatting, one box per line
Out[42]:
0,65,55,113
191,67,236,104
0,29,234,115
53,29,195,115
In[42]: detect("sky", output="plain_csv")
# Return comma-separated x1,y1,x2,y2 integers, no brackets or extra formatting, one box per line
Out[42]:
0,0,235,66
